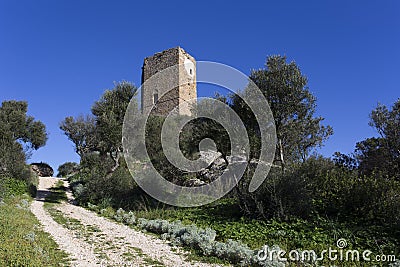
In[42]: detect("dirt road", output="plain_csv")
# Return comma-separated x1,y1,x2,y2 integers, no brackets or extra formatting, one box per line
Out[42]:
31,177,221,267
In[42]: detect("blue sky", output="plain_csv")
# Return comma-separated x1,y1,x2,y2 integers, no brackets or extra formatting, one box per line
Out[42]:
0,1,399,171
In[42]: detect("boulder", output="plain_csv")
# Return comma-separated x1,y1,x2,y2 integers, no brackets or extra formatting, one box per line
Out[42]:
30,162,54,177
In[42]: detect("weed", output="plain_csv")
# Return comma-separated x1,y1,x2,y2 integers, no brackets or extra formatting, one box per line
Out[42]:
0,196,69,266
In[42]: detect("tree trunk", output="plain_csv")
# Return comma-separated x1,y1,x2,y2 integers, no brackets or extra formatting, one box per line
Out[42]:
106,149,121,178
278,139,285,173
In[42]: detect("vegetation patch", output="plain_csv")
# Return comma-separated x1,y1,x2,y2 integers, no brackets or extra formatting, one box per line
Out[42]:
59,60,400,266
0,195,69,267
43,180,68,207
86,200,399,266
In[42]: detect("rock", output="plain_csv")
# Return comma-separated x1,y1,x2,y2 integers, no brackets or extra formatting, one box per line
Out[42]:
199,150,222,166
30,162,54,177
197,150,228,183
184,178,206,187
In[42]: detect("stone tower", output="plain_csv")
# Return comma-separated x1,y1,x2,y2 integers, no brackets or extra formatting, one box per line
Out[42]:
141,47,196,116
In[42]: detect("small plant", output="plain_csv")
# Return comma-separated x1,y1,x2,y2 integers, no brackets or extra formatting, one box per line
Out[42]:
16,198,30,210
24,231,36,243
0,196,69,266
87,202,98,212
72,183,85,199
113,208,125,222
114,208,136,225
135,217,284,266
98,197,113,209
100,207,115,218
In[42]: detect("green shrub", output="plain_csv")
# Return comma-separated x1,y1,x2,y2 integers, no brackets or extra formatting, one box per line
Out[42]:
71,183,85,199
120,215,283,266
0,176,28,196
236,156,400,227
347,174,400,225
113,208,135,224
57,162,79,178
100,206,116,218
390,260,400,267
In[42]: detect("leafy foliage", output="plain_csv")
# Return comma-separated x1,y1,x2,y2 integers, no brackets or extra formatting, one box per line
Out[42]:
0,100,46,196
91,81,138,171
59,115,97,157
62,61,400,266
0,177,28,197
57,162,79,178
0,100,47,150
60,81,138,176
358,99,400,179
0,196,69,266
232,55,332,166
237,156,400,227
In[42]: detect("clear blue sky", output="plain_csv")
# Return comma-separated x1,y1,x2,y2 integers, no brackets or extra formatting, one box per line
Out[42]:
0,1,399,171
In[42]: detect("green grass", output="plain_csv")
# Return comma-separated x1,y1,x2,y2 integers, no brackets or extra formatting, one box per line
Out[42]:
80,183,400,266
0,195,69,267
43,180,67,207
126,246,165,266
130,198,399,266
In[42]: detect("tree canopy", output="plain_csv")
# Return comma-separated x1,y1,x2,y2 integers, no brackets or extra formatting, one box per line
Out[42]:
231,55,333,168
0,100,47,150
0,100,47,183
355,99,400,179
60,81,138,173
60,115,97,157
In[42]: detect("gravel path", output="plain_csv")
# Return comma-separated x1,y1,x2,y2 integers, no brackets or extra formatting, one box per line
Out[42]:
31,177,223,267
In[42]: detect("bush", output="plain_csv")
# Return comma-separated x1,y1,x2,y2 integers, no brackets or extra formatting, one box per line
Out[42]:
57,162,79,178
0,136,38,197
237,156,400,227
72,183,85,199
70,153,113,204
0,177,28,197
114,208,135,224
237,159,327,220
0,174,38,198
100,206,116,218
30,162,54,177
135,216,285,266
70,155,149,210
347,174,400,226
390,260,400,267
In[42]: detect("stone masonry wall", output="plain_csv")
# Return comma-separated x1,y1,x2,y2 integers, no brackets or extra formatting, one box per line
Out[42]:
178,48,196,116
141,47,196,116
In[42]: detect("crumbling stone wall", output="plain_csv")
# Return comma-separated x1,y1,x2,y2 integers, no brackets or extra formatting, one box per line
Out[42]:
30,162,54,177
141,47,196,116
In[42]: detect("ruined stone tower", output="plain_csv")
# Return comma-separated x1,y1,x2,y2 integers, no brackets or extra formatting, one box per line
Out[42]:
141,47,196,116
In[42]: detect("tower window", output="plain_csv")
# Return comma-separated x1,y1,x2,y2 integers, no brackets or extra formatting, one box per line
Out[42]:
190,69,192,75
153,93,158,104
